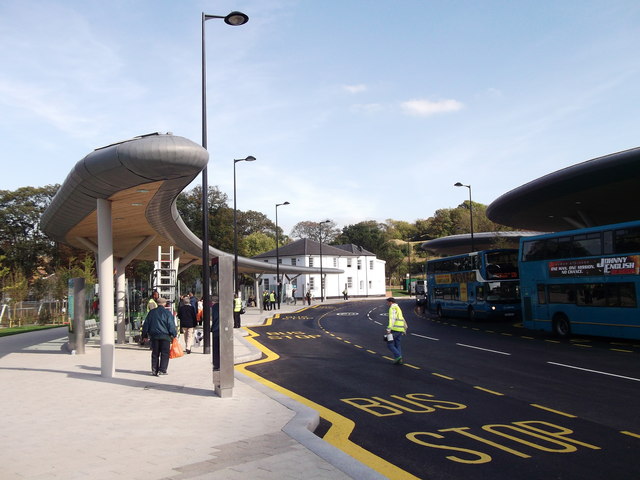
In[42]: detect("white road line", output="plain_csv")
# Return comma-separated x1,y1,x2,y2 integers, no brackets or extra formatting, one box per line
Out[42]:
548,362,640,382
456,343,511,355
411,333,439,341
374,321,382,325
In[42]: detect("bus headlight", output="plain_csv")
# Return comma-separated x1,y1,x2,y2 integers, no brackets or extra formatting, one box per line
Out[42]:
491,306,496,311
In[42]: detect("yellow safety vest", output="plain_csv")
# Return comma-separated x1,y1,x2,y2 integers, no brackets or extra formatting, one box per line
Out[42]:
234,297,242,312
387,304,406,332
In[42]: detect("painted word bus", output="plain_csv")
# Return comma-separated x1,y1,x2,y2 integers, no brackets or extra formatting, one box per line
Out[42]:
426,249,520,320
519,220,640,339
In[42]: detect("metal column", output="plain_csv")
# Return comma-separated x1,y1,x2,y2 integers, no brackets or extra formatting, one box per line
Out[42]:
214,255,234,397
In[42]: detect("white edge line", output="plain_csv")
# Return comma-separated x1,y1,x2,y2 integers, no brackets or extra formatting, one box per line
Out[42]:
411,333,439,341
456,343,511,355
548,362,640,382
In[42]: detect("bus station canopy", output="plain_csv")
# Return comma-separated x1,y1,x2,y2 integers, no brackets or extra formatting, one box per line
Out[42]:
421,231,538,255
41,133,341,276
486,146,640,232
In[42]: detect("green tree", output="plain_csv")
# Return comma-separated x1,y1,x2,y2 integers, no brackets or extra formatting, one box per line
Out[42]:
290,220,340,243
243,232,277,257
0,185,59,277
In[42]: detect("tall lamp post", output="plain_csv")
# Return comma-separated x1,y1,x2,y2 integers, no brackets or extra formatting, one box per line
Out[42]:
454,182,475,252
319,219,331,301
201,10,249,354
233,156,256,295
275,201,290,309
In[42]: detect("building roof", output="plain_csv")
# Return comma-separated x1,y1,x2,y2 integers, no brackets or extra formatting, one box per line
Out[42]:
253,238,360,259
333,244,376,256
41,133,340,275
486,146,640,232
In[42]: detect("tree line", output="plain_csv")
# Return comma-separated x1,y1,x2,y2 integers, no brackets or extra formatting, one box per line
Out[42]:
0,184,512,318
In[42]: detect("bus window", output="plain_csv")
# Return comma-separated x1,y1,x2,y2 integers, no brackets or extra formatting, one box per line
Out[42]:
476,285,485,301
617,283,637,307
572,233,602,257
548,284,576,304
577,284,606,307
615,227,640,254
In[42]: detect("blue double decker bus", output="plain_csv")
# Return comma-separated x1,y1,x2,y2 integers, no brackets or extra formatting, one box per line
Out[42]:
519,221,640,339
426,249,521,320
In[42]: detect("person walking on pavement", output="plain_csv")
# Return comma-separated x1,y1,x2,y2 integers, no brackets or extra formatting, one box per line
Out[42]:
142,301,177,375
305,291,312,305
385,297,407,365
233,293,243,328
177,296,197,354
292,288,297,305
342,288,349,300
263,290,270,311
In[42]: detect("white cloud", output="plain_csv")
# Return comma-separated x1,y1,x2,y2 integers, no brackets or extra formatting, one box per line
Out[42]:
343,84,367,94
400,98,464,117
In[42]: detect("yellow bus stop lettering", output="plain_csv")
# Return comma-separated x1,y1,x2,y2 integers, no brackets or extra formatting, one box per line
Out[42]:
406,432,493,464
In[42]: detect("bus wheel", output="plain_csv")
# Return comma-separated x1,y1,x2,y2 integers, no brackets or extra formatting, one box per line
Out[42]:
468,307,476,321
436,305,443,319
553,314,571,338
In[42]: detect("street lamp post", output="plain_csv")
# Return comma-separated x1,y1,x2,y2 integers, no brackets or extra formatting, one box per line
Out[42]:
319,219,331,301
454,182,475,252
275,202,290,309
233,156,256,295
201,10,249,354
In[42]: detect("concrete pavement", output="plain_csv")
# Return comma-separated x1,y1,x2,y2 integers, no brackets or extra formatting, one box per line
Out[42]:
0,299,387,480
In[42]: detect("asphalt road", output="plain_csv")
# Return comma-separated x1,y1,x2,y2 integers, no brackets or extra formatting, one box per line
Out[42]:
244,299,640,480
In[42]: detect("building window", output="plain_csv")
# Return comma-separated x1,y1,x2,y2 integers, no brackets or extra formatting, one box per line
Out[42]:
264,279,270,291
309,257,314,267
291,258,297,266
347,277,353,288
369,260,374,270
333,258,338,267
278,258,282,264
357,259,362,270
309,277,315,290
360,280,364,289
347,258,352,268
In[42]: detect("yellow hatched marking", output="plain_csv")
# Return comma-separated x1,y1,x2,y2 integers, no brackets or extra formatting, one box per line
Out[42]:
531,404,576,418
366,350,376,354
354,344,364,349
621,431,640,439
474,386,504,396
404,363,420,370
611,348,633,353
344,340,351,344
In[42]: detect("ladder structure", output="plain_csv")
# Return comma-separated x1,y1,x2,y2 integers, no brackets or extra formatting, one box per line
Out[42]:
153,246,177,308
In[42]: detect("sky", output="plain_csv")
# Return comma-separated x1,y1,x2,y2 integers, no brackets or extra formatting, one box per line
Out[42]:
1,0,639,235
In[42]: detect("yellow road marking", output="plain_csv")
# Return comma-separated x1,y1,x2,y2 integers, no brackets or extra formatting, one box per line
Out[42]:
474,386,504,396
432,373,454,380
237,327,420,480
530,404,576,418
621,431,640,439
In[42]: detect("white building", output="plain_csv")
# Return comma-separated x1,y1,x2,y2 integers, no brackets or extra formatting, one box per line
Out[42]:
252,239,386,300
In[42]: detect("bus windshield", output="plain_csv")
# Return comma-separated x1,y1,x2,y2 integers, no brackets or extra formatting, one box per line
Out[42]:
485,281,520,303
484,250,519,279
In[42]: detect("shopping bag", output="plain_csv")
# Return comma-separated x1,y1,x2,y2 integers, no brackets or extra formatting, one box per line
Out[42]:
170,337,184,359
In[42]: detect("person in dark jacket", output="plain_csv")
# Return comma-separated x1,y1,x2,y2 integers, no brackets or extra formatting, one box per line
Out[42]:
142,302,177,376
177,296,197,354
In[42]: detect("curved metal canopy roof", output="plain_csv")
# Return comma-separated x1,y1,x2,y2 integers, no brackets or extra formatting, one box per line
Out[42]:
41,133,340,276
421,231,538,255
486,146,640,232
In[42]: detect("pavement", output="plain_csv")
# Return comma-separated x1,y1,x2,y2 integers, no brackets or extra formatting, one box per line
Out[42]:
0,298,389,480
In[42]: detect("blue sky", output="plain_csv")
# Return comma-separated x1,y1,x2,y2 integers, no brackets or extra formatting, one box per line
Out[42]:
1,0,639,235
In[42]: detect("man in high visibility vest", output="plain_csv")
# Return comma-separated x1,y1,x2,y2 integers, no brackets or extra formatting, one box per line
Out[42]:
386,297,407,364
269,291,276,310
233,293,243,328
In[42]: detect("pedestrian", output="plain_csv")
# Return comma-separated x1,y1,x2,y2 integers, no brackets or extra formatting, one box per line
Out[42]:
177,296,197,354
147,289,160,311
292,288,297,305
188,291,198,312
142,301,177,376
385,297,407,365
196,297,203,326
342,288,349,300
233,293,243,328
263,290,270,311
269,290,276,310
305,291,311,305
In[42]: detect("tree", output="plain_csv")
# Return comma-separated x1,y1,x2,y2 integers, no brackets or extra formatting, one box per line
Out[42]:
243,232,276,257
290,220,340,243
384,219,418,241
335,221,388,253
0,185,59,278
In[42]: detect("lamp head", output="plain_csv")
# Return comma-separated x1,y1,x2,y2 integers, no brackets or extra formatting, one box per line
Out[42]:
454,182,464,187
224,11,249,26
